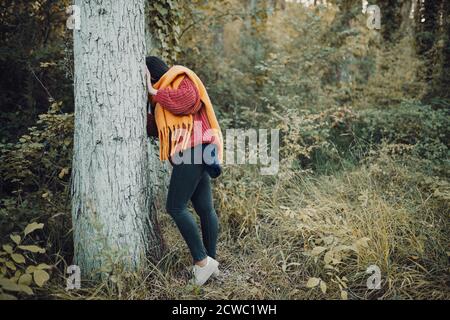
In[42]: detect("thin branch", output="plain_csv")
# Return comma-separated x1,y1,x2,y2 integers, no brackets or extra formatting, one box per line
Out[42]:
28,64,55,102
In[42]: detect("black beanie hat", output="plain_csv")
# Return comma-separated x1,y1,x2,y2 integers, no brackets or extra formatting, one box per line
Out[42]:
146,56,169,84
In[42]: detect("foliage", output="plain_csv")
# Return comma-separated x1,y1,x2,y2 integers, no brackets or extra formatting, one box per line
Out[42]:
147,0,191,63
355,102,450,165
0,0,73,142
0,102,73,289
0,0,449,300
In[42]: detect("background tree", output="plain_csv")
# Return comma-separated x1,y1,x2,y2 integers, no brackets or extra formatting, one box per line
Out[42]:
71,0,162,278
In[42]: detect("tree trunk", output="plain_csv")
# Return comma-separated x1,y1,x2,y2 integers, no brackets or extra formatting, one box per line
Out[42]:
378,0,403,42
71,0,162,279
414,0,443,100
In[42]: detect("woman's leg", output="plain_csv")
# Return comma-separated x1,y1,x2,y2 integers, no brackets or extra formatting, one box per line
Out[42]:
166,160,208,263
191,171,219,259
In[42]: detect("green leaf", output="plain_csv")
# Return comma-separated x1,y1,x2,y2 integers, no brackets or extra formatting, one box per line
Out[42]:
33,269,50,287
18,245,45,254
10,234,21,245
5,261,16,271
10,253,25,264
23,222,44,236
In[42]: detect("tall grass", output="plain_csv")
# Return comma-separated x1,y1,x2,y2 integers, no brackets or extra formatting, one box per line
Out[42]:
52,141,449,300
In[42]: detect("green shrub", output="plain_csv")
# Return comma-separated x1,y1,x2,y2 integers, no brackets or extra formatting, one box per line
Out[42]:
354,102,450,165
0,103,73,269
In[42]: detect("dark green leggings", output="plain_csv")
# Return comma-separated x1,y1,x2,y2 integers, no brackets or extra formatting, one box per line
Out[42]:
166,144,219,262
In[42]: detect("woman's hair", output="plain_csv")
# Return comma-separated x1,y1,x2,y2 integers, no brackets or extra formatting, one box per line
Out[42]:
146,56,169,84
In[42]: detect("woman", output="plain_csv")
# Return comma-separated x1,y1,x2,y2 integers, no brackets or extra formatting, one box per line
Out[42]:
145,56,223,286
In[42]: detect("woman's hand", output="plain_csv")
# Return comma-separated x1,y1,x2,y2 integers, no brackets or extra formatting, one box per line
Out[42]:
145,67,158,96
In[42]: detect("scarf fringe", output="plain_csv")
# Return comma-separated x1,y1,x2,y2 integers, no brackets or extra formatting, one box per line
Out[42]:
158,120,192,160
153,66,223,162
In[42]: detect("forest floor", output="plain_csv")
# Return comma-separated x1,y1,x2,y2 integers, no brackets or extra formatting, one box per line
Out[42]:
51,150,449,300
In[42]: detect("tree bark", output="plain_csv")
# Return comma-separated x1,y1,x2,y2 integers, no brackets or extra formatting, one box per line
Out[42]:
71,0,162,279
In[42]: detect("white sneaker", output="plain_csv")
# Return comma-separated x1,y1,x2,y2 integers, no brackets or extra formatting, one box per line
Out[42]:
192,256,219,286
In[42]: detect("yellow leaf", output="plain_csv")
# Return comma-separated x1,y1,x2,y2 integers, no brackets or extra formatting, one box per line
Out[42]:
18,245,45,254
0,293,17,300
58,167,69,179
36,263,52,270
10,234,21,245
320,280,327,294
0,277,33,295
11,270,22,283
10,253,25,264
2,244,13,254
18,274,33,286
18,284,33,295
306,277,321,288
341,290,348,300
39,61,56,68
33,269,50,287
355,237,371,248
24,222,44,236
0,278,21,292
324,251,333,264
26,266,37,274
5,261,16,271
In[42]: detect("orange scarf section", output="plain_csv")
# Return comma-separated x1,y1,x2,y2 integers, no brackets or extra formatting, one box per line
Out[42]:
152,65,223,162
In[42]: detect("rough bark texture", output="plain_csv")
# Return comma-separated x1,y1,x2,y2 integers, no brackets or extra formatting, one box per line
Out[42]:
72,0,162,278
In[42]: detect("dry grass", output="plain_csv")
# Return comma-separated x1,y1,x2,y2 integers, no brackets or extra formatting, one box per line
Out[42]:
48,147,449,300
